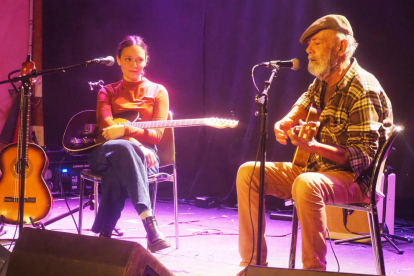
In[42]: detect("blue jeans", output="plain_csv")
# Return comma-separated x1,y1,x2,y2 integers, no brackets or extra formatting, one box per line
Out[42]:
87,139,159,233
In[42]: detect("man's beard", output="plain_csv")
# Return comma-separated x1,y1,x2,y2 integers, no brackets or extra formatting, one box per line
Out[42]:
308,47,338,80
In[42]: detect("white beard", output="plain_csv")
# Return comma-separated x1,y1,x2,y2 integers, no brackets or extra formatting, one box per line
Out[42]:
308,47,338,80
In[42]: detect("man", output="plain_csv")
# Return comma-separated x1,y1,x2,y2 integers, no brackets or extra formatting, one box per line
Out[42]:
237,14,393,271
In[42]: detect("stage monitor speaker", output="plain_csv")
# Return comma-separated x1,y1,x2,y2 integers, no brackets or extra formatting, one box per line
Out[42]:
6,228,173,276
0,245,10,276
245,265,375,276
326,173,395,242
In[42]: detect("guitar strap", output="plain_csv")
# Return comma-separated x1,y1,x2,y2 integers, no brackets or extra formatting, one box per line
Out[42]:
319,82,327,111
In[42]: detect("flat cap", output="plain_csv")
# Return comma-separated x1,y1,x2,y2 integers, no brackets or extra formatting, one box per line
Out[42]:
299,14,353,44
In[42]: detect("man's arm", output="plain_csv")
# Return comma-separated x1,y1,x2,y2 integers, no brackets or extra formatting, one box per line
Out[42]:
287,131,350,166
288,88,388,170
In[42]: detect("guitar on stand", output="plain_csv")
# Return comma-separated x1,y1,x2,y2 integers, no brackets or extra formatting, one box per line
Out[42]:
0,56,139,234
0,56,52,233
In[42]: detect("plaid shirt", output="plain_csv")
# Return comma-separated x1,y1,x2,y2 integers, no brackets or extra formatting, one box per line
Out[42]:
293,58,393,193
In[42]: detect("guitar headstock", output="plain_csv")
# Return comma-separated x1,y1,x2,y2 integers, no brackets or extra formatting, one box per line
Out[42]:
205,118,239,129
21,55,36,87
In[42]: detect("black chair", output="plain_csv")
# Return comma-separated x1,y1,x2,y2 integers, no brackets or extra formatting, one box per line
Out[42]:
289,126,404,275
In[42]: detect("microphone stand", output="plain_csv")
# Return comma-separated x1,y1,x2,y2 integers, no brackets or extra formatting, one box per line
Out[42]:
0,59,105,87
0,57,105,235
255,66,279,265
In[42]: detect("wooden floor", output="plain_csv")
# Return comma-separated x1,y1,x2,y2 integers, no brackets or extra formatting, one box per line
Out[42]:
1,197,414,276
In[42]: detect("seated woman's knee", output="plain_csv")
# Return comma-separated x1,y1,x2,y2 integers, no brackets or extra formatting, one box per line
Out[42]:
104,140,138,156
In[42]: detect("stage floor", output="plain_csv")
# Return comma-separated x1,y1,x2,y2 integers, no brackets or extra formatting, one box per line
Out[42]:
1,197,413,276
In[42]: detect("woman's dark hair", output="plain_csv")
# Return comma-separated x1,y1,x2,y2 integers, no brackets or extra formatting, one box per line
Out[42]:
116,35,149,63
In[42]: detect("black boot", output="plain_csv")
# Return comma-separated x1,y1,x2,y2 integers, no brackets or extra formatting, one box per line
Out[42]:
142,216,171,252
99,230,112,238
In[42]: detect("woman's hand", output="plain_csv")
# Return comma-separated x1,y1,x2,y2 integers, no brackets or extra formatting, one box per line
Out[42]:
102,125,125,140
127,137,157,168
139,146,157,169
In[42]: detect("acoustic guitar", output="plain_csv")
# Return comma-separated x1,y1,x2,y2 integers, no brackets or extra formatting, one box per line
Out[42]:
0,58,52,225
292,106,321,167
62,110,239,155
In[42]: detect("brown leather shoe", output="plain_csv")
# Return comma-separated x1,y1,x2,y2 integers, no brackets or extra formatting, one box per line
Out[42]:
142,216,171,252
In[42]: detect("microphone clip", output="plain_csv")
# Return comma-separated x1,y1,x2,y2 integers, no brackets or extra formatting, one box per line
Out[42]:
88,80,105,91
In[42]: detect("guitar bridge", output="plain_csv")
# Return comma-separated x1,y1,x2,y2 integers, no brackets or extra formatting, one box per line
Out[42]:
71,137,97,145
4,197,36,203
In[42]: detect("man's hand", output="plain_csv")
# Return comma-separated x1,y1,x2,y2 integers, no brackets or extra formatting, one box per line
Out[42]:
274,118,294,145
287,126,311,148
287,120,317,149
102,125,125,140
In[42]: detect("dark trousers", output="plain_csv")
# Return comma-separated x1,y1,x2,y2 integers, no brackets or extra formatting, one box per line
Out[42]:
88,139,159,233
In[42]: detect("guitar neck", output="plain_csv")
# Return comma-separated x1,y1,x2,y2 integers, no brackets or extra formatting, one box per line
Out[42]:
126,119,209,129
18,87,31,160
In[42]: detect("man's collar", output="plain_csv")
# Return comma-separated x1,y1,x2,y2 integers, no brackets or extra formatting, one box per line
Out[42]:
335,58,358,92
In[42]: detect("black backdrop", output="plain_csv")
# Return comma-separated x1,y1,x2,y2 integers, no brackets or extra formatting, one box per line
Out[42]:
43,0,414,219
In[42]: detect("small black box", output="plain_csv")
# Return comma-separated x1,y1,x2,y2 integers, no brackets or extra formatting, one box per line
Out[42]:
195,196,221,209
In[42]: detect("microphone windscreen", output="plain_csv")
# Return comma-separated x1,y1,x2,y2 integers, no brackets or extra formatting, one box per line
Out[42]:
291,59,300,70
105,56,115,66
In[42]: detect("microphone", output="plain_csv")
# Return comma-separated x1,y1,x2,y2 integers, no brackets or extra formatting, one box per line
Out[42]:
259,58,300,70
89,56,115,66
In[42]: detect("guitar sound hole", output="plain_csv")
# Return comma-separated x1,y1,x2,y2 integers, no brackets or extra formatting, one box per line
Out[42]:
11,158,34,178
15,163,29,174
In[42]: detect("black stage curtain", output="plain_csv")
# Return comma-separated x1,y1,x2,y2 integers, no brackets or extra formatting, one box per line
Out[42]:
42,0,414,219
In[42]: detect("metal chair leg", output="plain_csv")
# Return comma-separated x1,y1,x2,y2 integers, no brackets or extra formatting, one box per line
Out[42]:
173,166,179,249
368,208,386,275
152,181,158,213
78,176,85,234
289,204,299,269
93,181,99,217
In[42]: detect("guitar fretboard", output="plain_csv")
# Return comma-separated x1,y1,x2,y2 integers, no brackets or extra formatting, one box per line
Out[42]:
125,119,208,129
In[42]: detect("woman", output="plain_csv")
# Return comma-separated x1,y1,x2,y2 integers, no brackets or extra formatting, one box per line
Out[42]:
88,35,170,252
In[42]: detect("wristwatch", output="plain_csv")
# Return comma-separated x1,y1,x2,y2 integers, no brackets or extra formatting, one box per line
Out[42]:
307,140,315,147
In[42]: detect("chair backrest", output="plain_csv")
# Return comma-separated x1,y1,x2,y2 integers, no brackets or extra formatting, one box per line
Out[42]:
156,111,176,167
369,125,403,202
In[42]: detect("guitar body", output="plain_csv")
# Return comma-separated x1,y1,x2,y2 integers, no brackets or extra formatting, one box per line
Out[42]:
292,106,321,167
62,110,140,155
0,142,52,224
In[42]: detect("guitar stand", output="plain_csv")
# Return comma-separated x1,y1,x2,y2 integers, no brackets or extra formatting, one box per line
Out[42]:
334,228,412,254
29,194,124,237
30,195,95,231
0,223,6,237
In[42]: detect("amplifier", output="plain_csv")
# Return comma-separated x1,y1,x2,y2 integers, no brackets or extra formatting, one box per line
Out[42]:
44,150,90,194
326,173,395,242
